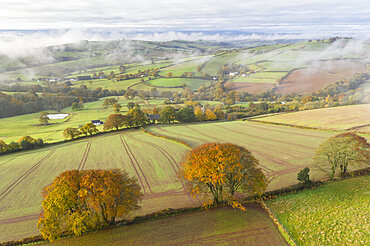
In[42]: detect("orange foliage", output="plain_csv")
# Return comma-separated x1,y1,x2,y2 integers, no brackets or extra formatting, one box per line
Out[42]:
38,169,142,241
180,143,267,208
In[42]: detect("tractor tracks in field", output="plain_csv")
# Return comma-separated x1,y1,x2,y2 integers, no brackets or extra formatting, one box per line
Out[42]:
120,135,152,194
183,124,312,184
77,141,92,170
134,136,198,205
153,125,206,143
0,148,56,203
268,166,306,184
0,213,40,225
0,157,17,167
245,120,329,140
183,125,277,173
214,124,316,151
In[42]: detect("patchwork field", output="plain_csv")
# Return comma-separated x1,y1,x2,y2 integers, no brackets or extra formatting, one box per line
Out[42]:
1,116,368,242
144,77,211,90
159,56,212,77
147,121,338,190
0,129,192,242
48,206,287,246
275,60,367,95
0,97,166,143
201,52,241,75
2,40,368,96
226,82,275,93
254,104,370,132
231,72,288,83
266,175,369,246
2,38,370,245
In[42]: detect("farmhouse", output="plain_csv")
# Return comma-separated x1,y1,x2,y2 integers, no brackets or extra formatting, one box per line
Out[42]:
148,114,160,122
92,120,104,126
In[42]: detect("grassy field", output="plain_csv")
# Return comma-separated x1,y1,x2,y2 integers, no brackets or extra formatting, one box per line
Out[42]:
231,71,288,84
258,61,306,71
254,104,370,132
0,118,367,242
47,206,287,246
145,77,211,90
0,97,166,143
159,56,212,77
147,121,338,190
129,82,184,93
0,129,192,242
266,175,369,246
201,52,241,75
71,77,143,91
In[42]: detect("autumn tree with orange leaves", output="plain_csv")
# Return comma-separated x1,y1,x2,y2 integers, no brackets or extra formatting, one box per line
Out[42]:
180,143,267,208
38,169,143,242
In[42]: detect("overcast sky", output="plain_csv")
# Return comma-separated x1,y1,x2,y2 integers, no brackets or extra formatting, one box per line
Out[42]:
1,0,369,34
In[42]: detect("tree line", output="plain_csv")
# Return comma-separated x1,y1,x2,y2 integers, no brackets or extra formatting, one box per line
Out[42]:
0,83,125,118
0,135,44,154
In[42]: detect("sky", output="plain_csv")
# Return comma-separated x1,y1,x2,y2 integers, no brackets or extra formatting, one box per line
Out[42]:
0,0,369,53
1,0,369,34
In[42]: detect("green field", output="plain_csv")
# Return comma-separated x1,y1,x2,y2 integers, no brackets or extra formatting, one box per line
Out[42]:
267,175,369,246
145,77,211,90
147,121,338,190
0,129,192,242
201,52,241,75
0,97,165,143
255,104,370,132
257,61,306,71
231,71,288,84
159,56,212,77
129,82,184,93
0,116,368,242
71,77,143,90
47,206,287,246
1,39,370,244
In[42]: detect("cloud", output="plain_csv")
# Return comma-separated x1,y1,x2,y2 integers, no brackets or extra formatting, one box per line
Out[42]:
296,39,370,65
0,29,334,59
0,0,369,33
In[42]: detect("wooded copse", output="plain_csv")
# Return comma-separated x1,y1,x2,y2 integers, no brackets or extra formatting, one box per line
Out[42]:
38,169,143,242
0,84,125,118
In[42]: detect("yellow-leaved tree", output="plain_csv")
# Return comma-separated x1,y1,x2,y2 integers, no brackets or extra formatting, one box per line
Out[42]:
180,143,267,209
38,169,143,242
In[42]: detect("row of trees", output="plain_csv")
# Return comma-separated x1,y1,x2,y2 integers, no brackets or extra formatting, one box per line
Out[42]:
93,68,161,81
63,123,100,140
0,84,125,118
104,106,148,130
0,135,44,154
158,105,225,124
62,102,227,140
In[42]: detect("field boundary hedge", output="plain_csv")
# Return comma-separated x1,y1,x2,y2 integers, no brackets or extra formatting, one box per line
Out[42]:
140,127,192,149
0,207,202,246
2,169,368,245
247,117,370,135
253,167,370,201
247,118,341,132
259,201,296,246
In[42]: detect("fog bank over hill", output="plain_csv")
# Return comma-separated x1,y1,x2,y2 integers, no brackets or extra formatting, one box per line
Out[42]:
1,29,369,59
